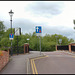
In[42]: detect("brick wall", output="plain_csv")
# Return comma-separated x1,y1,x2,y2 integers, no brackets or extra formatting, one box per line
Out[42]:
0,50,9,71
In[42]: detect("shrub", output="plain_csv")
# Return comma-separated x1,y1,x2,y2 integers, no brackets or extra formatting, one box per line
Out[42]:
1,47,9,51
0,51,3,56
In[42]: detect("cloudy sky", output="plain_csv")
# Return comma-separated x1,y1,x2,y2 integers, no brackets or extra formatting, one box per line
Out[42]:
0,1,75,40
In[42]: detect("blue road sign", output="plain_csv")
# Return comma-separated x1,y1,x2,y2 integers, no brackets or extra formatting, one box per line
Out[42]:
36,26,42,33
9,34,14,38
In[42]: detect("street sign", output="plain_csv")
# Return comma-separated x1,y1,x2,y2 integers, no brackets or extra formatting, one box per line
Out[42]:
35,26,42,55
36,26,42,36
9,34,14,40
36,26,42,33
14,27,21,36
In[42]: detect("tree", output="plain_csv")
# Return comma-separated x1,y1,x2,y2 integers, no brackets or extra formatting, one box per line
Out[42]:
0,37,10,47
0,21,5,39
68,38,74,44
0,25,74,52
3,28,14,38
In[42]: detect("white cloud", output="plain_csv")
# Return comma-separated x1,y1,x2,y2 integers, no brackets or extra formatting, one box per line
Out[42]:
0,1,75,40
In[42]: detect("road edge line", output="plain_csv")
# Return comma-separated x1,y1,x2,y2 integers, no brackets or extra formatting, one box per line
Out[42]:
34,55,48,60
33,59,38,74
31,59,35,74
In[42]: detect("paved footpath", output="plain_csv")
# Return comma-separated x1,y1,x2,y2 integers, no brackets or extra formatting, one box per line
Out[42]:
0,51,44,74
32,51,75,74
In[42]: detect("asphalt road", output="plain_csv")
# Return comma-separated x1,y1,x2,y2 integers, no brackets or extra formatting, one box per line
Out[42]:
1,50,75,74
33,51,75,74
0,51,44,74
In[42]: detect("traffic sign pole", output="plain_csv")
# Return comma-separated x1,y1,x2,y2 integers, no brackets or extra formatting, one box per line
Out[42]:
39,36,41,55
35,26,42,55
9,33,14,56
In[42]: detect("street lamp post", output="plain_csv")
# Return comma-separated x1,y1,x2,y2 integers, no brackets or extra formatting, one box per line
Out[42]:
39,36,41,55
9,10,14,56
37,36,38,51
59,39,62,45
55,35,58,45
73,20,75,29
27,38,30,44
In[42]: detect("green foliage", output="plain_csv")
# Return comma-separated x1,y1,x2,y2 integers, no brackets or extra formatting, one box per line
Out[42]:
0,37,10,47
0,22,74,52
3,28,14,38
0,21,6,41
0,21,5,32
1,47,9,51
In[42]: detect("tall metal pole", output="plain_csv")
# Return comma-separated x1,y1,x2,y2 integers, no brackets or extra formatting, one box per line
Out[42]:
39,36,41,55
28,40,29,44
17,36,18,55
56,37,57,45
60,42,61,45
10,15,13,56
37,36,38,51
9,10,14,56
55,36,58,45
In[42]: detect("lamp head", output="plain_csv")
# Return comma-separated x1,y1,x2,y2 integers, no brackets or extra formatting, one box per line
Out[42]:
9,10,14,16
73,20,75,24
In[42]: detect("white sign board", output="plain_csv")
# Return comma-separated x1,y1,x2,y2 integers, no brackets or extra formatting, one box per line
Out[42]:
14,28,21,36
9,38,13,40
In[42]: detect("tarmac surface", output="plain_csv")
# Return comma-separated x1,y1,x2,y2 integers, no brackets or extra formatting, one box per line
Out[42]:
0,50,75,74
0,51,44,74
33,51,75,74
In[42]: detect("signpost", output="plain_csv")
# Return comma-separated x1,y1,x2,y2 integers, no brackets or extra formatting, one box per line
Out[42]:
9,34,14,40
9,33,14,56
14,28,21,36
14,27,21,55
35,26,42,55
59,39,62,45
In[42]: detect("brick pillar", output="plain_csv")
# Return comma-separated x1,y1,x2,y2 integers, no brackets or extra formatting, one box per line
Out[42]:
24,44,25,54
27,44,29,53
56,45,57,51
27,45,28,53
69,44,72,53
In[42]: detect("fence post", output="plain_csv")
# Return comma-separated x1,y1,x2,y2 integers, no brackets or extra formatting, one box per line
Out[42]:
27,45,28,53
69,44,72,53
27,44,29,53
24,44,25,54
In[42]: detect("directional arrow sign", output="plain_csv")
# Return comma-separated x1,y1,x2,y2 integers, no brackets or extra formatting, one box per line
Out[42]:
35,26,42,36
36,26,42,33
